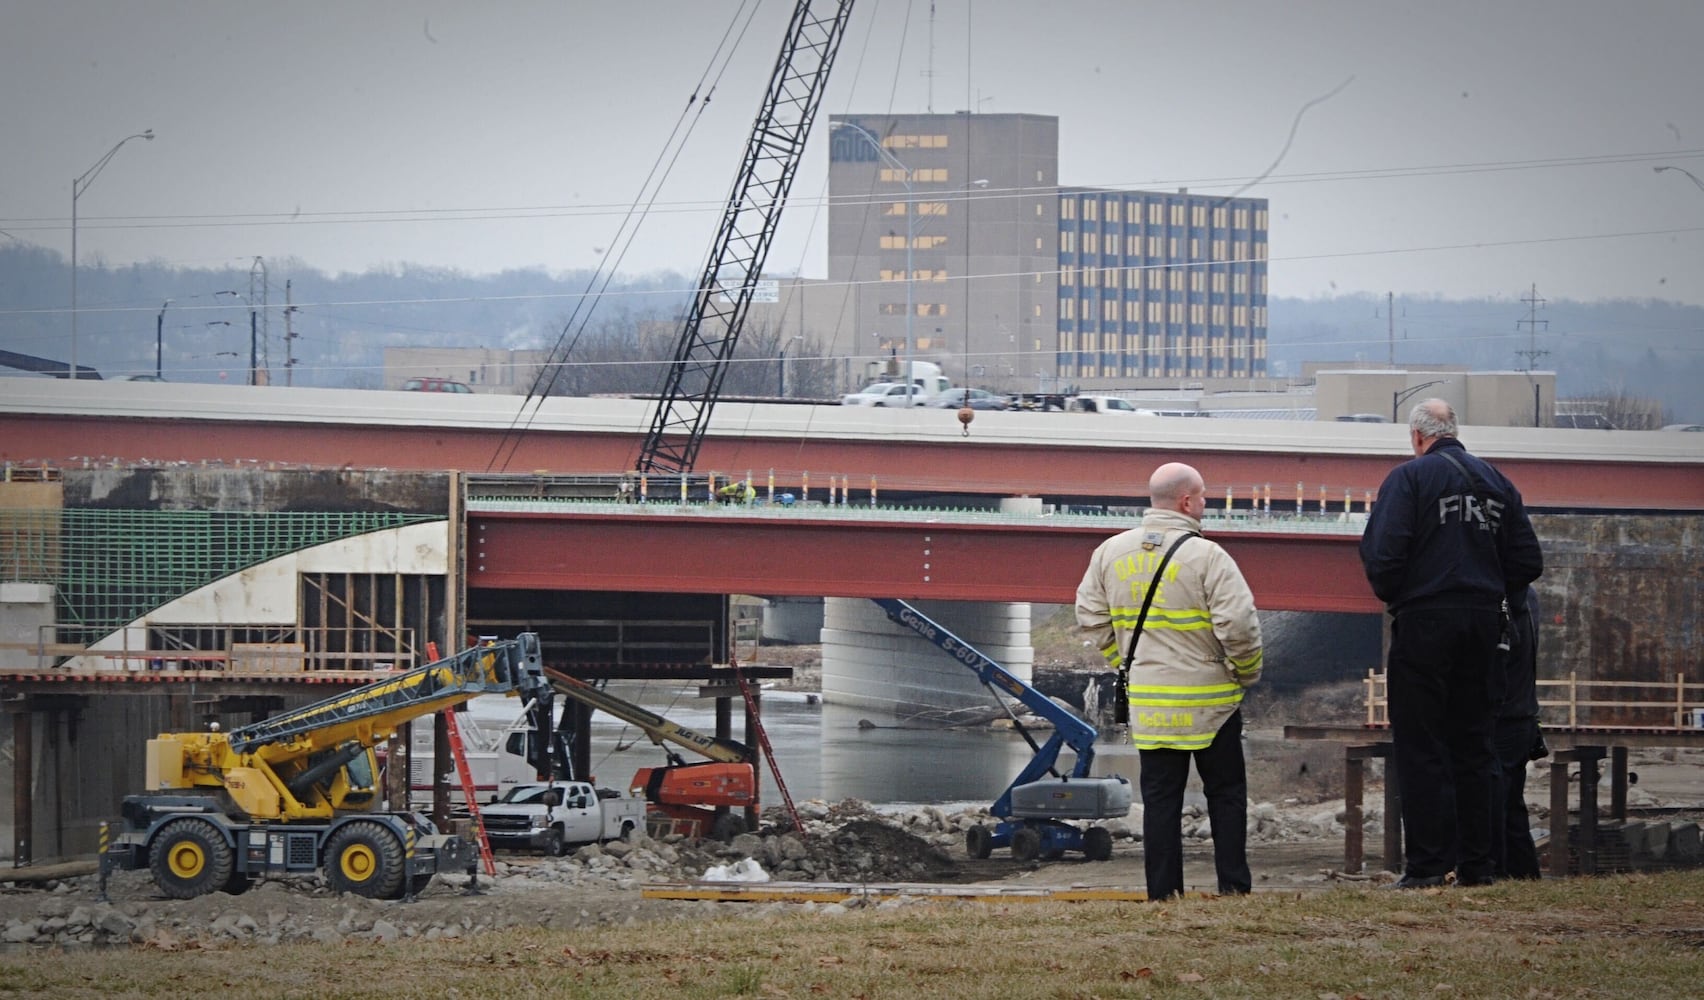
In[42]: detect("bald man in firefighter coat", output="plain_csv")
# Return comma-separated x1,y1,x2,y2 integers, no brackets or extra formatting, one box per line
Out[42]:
1077,462,1264,900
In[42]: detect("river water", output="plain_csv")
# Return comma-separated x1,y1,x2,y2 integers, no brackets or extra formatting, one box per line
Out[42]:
465,682,1144,810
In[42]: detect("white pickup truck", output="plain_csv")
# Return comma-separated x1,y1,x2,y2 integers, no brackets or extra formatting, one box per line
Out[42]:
477,781,646,856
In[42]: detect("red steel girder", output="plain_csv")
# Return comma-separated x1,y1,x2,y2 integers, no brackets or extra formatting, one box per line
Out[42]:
468,510,1382,614
8,412,1698,511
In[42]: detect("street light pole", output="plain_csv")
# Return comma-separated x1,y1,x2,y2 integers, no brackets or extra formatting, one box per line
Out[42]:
1392,378,1451,422
834,122,916,405
779,334,804,397
70,129,155,380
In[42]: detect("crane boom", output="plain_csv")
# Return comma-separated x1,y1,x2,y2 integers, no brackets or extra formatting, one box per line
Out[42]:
229,636,544,754
542,667,751,764
636,0,856,474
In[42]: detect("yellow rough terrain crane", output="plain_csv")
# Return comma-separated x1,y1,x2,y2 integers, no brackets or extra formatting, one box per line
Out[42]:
104,634,544,899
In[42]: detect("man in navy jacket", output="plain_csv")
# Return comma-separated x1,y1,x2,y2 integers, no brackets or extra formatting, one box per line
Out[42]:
1360,398,1543,888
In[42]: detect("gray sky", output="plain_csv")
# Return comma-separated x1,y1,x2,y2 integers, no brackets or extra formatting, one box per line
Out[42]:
4,0,1702,308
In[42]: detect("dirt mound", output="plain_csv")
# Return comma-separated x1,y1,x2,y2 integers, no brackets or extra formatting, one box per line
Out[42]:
812,818,962,882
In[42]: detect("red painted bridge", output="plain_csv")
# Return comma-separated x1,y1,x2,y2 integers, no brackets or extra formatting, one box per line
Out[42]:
467,503,1377,613
5,381,1702,511
5,381,1701,617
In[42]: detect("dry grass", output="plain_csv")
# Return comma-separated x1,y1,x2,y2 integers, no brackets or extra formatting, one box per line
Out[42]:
7,870,1702,998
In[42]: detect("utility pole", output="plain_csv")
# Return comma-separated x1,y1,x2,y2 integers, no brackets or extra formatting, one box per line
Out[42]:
248,257,269,386
284,279,298,387
1387,291,1394,367
1515,283,1550,428
1515,283,1550,370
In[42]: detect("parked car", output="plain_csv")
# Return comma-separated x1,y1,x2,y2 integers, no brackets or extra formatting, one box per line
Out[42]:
402,376,473,393
112,374,168,382
841,382,926,407
927,387,1009,410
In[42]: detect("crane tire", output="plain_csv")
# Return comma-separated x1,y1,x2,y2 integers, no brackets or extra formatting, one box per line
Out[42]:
1011,827,1042,862
711,813,747,842
150,817,234,899
965,825,993,860
325,820,407,899
1084,826,1114,862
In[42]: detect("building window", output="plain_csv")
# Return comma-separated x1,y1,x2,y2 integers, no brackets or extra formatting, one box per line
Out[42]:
883,202,909,216
1212,304,1227,325
1036,237,1044,250
917,303,949,317
1060,198,1076,220
879,269,904,281
914,235,947,249
1169,302,1185,324
1060,265,1076,287
1148,301,1163,323
1084,232,1099,255
1149,202,1164,225
1168,270,1184,291
1234,273,1248,294
879,303,906,315
880,235,906,250
1191,205,1206,227
918,202,949,216
1103,299,1118,322
1213,206,1227,228
1254,242,1268,260
1190,271,1205,292
1169,237,1180,258
1190,238,1202,257
1190,303,1205,324
1234,241,1248,261
1212,271,1227,293
1084,267,1099,288
1084,199,1099,222
1148,236,1163,257
1255,305,1267,325
1255,209,1268,230
1212,239,1226,260
1105,267,1121,289
1234,305,1249,326
1170,204,1186,226
1234,207,1249,229
1107,200,1121,223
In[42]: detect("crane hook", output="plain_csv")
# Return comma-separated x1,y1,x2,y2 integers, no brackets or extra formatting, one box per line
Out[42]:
958,406,974,437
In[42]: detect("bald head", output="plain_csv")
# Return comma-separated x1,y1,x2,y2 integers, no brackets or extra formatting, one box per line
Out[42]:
1149,462,1205,514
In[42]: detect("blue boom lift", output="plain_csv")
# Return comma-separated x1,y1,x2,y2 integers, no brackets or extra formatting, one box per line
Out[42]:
871,599,1131,862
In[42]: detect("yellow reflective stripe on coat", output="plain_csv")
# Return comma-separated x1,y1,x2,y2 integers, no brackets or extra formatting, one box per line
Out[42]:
1127,682,1242,705
1107,607,1212,630
1132,732,1217,751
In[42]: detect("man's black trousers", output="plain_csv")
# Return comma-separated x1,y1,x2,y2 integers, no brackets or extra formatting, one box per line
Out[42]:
1137,709,1250,900
1387,607,1501,882
1492,716,1543,879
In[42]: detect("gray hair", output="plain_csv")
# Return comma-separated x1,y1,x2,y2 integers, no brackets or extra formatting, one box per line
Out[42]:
1409,398,1457,439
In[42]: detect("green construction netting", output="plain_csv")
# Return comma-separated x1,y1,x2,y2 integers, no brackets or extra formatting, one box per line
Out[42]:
0,508,443,633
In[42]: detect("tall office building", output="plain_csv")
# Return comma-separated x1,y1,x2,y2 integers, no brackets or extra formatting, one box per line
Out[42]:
1058,187,1269,381
826,112,1269,388
828,113,1059,389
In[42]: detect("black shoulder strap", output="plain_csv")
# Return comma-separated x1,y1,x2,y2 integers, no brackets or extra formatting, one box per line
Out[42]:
1113,531,1198,725
1435,448,1488,494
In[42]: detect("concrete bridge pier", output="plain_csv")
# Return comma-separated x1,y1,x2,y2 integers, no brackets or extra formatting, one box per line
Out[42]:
820,597,1034,719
